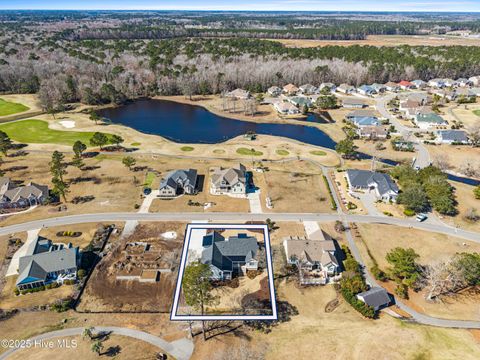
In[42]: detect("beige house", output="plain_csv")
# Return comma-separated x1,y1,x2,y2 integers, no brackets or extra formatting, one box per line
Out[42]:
357,125,388,140
210,163,247,195
283,83,299,95
225,88,251,99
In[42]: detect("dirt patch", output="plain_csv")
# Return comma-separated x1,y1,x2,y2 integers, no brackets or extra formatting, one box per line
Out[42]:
77,222,186,312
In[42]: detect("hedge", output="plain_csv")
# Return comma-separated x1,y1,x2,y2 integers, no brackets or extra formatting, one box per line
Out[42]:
322,175,337,210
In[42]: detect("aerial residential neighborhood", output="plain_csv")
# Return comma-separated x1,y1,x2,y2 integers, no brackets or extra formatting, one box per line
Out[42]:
0,3,479,360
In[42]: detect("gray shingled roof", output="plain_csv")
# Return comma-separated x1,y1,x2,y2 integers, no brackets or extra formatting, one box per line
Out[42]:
201,235,258,272
438,130,468,142
357,287,391,308
160,169,197,189
211,164,246,188
346,170,398,197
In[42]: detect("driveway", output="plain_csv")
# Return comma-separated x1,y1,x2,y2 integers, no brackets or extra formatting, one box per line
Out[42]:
247,190,262,213
6,228,41,276
356,191,384,217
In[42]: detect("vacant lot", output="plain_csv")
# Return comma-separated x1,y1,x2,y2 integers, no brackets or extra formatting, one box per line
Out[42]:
426,144,480,178
38,223,108,249
8,334,161,360
0,119,112,146
256,160,332,213
0,98,29,117
445,181,480,232
78,222,185,312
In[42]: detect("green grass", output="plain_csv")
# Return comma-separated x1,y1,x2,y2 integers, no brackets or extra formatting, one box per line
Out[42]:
310,150,327,156
0,98,29,117
180,146,194,152
236,147,264,156
0,119,112,146
473,109,480,117
144,172,156,187
213,149,225,154
130,142,141,146
276,149,289,156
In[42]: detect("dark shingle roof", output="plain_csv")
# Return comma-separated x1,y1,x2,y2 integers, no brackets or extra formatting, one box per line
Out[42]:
347,170,398,197
357,287,391,308
201,235,258,272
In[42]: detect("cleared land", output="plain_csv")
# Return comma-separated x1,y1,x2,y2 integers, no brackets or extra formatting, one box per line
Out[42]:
0,98,29,117
78,222,185,313
354,223,480,320
8,334,161,360
0,119,112,146
270,34,480,48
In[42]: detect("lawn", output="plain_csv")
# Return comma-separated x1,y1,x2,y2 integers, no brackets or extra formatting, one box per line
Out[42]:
473,109,480,117
0,119,111,146
276,149,289,156
310,150,327,156
236,147,263,156
143,171,156,187
180,146,194,152
0,98,29,117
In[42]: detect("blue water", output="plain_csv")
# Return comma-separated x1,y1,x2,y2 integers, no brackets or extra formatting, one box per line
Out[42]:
99,99,480,186
99,99,337,148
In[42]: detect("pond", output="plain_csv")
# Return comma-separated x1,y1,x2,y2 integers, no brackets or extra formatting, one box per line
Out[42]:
99,99,480,186
98,99,337,148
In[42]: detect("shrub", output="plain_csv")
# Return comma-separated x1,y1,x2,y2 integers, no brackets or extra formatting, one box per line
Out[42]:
340,287,375,318
403,209,415,217
77,269,87,279
395,283,409,299
370,265,388,282
13,288,19,296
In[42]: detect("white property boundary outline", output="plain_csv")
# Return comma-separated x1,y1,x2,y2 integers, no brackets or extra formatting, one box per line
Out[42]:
171,223,278,321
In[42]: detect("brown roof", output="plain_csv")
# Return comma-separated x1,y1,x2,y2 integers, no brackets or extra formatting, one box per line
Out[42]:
211,164,246,187
283,83,299,93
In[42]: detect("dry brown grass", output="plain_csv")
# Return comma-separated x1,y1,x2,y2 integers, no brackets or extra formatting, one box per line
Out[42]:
38,223,106,249
8,335,161,360
0,276,75,310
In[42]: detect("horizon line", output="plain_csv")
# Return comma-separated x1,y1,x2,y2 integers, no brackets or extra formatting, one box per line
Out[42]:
1,9,480,13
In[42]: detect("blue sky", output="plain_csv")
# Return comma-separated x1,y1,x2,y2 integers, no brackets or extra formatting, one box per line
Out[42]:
1,1,479,12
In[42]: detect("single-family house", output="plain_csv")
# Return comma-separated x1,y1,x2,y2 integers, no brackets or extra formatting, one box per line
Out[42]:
159,169,198,197
398,80,415,90
283,83,299,95
412,79,427,89
342,98,368,109
210,163,247,195
201,233,259,280
319,82,336,93
431,89,456,101
455,88,476,101
337,84,356,94
405,105,433,120
225,88,250,99
436,130,469,144
406,93,429,106
456,78,471,87
399,99,421,113
0,177,49,208
283,232,340,282
353,116,380,127
443,78,457,88
371,83,386,93
384,81,400,92
267,86,282,97
16,237,80,290
469,87,480,97
346,109,377,120
274,101,300,115
468,76,480,86
346,169,399,202
428,78,445,88
357,125,388,140
287,96,313,108
299,84,317,95
356,287,391,311
415,113,448,130
358,85,377,96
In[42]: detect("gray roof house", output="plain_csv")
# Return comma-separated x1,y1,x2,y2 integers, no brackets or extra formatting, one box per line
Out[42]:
0,177,49,208
159,169,198,197
201,233,259,280
16,237,80,290
267,86,282,97
342,98,368,109
346,169,399,202
299,84,317,95
225,88,251,99
415,113,448,130
210,164,247,195
356,287,391,311
436,130,469,144
337,84,356,94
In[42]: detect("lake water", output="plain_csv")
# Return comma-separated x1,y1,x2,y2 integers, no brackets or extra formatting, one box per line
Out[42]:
98,99,337,148
99,99,479,186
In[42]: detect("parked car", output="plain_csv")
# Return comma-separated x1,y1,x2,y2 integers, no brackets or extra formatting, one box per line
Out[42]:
416,213,428,222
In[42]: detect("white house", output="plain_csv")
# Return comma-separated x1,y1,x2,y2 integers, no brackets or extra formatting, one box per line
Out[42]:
346,169,399,202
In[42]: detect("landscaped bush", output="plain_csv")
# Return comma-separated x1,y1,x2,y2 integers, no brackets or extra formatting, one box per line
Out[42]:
322,175,337,210
395,283,409,299
403,209,415,217
340,287,375,319
13,288,19,296
77,269,87,279
370,265,388,282
347,202,357,210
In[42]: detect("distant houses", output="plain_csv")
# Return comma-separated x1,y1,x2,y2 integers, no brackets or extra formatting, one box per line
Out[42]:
16,237,80,291
415,113,448,130
210,163,247,195
201,232,259,281
273,101,300,115
159,169,198,197
357,125,388,140
283,83,299,95
0,177,49,209
357,85,376,96
225,88,251,100
342,98,368,109
346,169,399,202
299,84,317,95
267,86,282,97
337,84,356,94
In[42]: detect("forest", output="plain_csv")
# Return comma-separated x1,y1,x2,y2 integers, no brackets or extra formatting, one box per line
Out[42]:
1,11,480,110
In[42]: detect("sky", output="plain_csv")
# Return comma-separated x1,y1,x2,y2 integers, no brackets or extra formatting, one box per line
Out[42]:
0,0,479,12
